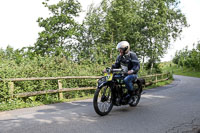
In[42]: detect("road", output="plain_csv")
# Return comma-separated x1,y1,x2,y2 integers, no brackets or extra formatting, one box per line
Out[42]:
0,75,200,133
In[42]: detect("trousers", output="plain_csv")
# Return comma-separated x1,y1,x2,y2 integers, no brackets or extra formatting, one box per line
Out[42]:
123,74,137,92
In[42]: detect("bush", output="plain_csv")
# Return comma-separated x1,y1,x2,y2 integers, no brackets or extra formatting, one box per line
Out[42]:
0,55,106,102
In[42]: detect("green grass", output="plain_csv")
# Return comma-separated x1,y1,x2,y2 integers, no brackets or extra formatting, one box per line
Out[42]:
0,95,94,111
172,67,200,78
0,100,42,111
160,62,200,78
0,99,62,111
145,79,173,90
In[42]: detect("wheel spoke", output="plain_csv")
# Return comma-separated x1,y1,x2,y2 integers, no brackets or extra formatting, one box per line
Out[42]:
132,95,138,104
105,102,110,112
97,86,112,113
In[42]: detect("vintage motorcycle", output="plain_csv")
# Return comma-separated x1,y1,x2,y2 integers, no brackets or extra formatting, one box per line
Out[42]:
93,67,145,116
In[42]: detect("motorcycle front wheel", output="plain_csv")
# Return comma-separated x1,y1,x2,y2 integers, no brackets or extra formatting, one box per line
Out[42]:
93,85,113,116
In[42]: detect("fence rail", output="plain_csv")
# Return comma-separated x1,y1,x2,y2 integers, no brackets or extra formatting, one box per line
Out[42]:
0,76,102,82
0,73,170,99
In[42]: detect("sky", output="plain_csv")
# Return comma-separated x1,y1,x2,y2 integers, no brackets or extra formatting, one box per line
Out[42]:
0,0,200,62
161,0,200,61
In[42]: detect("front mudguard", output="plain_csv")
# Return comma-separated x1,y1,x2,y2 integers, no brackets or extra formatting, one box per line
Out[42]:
97,81,109,89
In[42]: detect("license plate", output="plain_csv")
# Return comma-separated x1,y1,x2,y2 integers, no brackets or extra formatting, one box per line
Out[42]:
104,73,113,81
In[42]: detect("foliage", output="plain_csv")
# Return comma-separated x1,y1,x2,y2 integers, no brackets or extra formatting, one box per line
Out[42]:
0,54,107,103
77,0,188,68
33,0,81,56
172,41,200,71
145,59,162,74
0,46,174,111
23,0,188,71
0,0,188,110
161,61,200,78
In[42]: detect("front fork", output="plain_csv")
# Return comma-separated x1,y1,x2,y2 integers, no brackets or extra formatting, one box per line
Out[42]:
97,81,112,102
101,87,111,102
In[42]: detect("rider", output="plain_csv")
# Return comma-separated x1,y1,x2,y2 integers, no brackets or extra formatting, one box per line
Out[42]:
112,41,140,104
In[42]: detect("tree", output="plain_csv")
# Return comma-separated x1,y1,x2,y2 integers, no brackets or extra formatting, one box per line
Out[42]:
138,0,188,72
173,41,200,71
78,0,188,71
34,0,81,57
78,0,142,64
172,51,180,65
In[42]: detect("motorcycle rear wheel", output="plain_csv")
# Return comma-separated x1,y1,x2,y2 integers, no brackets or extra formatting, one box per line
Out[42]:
93,85,113,116
129,94,141,107
129,81,141,107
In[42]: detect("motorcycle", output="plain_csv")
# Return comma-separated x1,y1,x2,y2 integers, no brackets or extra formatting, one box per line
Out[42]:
93,67,145,116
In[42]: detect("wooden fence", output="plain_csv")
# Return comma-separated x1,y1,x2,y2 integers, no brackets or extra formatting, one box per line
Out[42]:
1,73,170,99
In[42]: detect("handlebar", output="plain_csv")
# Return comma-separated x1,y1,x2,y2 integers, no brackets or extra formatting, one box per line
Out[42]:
112,69,123,72
102,67,129,77
105,67,122,73
104,67,125,74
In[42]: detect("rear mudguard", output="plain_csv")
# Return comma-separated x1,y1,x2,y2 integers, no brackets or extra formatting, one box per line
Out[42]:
137,78,145,85
136,78,145,93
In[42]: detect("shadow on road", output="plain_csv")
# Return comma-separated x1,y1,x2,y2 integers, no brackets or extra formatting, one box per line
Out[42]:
0,99,145,133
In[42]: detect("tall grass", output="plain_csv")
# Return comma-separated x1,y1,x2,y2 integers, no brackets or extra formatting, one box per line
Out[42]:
160,61,200,78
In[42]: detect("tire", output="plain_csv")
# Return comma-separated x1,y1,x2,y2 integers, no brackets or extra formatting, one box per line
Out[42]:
129,81,141,107
93,85,113,116
129,94,141,107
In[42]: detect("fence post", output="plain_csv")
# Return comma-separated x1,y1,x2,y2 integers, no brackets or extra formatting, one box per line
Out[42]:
155,74,157,85
58,80,63,100
167,72,169,79
8,82,14,99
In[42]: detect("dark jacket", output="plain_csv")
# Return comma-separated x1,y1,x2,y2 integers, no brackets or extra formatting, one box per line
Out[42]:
112,51,140,74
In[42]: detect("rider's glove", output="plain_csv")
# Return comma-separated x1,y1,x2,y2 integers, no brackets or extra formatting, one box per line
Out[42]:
128,70,134,75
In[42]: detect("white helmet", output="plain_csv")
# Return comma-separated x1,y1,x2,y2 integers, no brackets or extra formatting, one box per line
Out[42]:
116,41,130,54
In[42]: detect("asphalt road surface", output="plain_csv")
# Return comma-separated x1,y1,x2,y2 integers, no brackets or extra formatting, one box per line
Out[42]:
0,75,200,133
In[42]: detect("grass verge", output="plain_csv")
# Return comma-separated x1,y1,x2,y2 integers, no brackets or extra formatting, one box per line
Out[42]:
172,68,200,78
144,79,173,90
161,62,200,78
0,95,94,112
